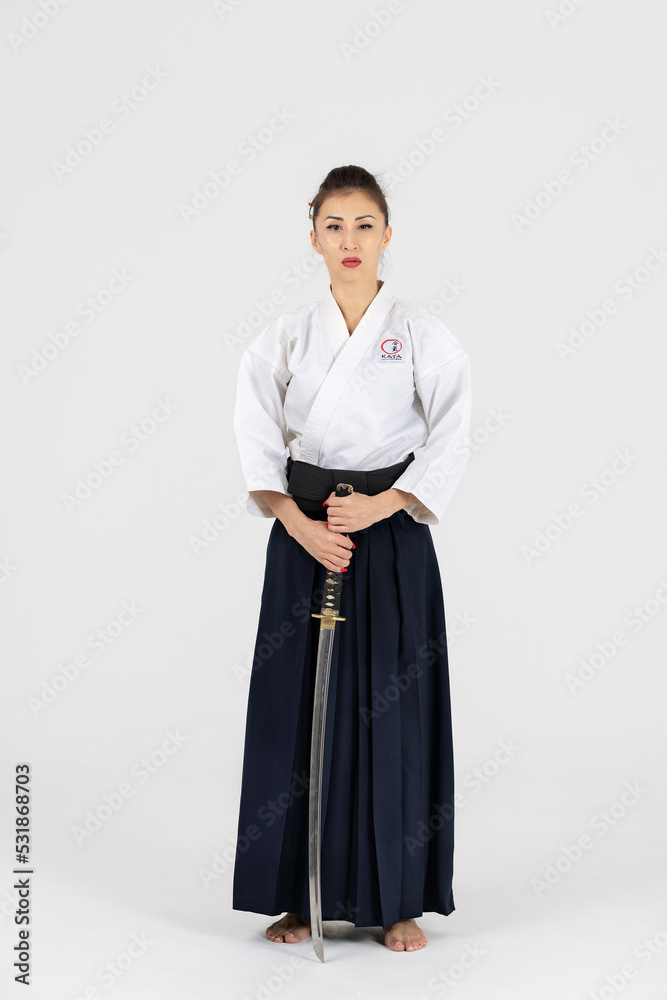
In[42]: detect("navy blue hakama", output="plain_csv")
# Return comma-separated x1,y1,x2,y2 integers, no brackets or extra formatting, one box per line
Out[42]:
232,508,456,929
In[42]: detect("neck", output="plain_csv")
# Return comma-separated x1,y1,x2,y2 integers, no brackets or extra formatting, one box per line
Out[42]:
329,279,384,336
329,278,383,322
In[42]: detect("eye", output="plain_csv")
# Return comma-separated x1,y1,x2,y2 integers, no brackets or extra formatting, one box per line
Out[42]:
325,223,374,231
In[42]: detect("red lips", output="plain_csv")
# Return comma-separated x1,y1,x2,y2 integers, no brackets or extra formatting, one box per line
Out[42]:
342,257,360,263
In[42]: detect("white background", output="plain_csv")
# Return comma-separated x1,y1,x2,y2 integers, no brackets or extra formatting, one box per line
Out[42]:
1,1,666,998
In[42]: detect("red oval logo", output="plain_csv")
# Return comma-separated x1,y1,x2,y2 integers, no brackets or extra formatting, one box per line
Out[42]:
381,339,403,354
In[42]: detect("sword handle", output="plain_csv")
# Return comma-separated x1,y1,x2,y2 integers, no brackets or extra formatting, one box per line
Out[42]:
311,483,353,630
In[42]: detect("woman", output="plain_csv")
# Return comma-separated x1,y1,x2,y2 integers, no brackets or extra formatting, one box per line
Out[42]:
232,165,471,953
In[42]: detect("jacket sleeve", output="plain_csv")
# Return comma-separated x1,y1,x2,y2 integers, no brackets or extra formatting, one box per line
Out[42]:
233,345,291,519
391,349,472,526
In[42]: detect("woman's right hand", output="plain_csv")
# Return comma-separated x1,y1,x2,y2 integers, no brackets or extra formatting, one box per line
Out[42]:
258,490,354,572
291,518,354,573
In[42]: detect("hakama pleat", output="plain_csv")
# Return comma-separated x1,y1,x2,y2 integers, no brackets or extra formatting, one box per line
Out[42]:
232,509,455,929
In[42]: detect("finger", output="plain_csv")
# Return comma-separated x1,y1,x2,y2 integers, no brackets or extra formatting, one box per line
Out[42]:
332,546,351,563
323,560,349,572
326,512,346,525
325,495,351,509
329,519,351,531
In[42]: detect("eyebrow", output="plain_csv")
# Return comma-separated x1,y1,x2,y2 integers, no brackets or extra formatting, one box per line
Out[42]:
324,214,376,221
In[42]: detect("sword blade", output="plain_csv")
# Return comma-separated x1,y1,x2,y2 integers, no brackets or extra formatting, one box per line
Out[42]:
308,624,336,964
307,481,353,963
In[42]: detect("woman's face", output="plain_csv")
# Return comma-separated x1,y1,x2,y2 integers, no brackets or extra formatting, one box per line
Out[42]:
310,191,392,285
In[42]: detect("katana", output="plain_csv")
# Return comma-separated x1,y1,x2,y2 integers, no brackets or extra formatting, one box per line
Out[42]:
308,482,354,963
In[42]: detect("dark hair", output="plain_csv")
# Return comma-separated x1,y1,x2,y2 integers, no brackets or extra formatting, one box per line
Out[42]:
309,165,390,231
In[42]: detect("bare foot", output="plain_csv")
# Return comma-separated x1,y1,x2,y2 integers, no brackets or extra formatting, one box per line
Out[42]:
265,912,311,943
384,917,427,952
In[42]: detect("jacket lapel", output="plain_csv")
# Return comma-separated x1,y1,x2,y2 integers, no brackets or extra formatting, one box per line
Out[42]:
299,281,395,465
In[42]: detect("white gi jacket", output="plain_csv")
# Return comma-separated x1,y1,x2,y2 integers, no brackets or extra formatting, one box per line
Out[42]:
233,280,471,526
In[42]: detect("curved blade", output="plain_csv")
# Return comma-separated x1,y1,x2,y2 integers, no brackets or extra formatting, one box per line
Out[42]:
308,482,353,963
308,625,335,963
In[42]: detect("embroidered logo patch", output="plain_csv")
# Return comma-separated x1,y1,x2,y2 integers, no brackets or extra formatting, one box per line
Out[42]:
379,338,404,362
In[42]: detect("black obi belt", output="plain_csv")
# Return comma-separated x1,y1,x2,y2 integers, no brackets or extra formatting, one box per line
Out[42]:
286,453,415,519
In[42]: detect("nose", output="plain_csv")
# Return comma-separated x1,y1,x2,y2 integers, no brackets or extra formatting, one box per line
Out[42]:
340,228,358,250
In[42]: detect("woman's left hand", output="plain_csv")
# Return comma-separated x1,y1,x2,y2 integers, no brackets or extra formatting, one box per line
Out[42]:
324,488,408,534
